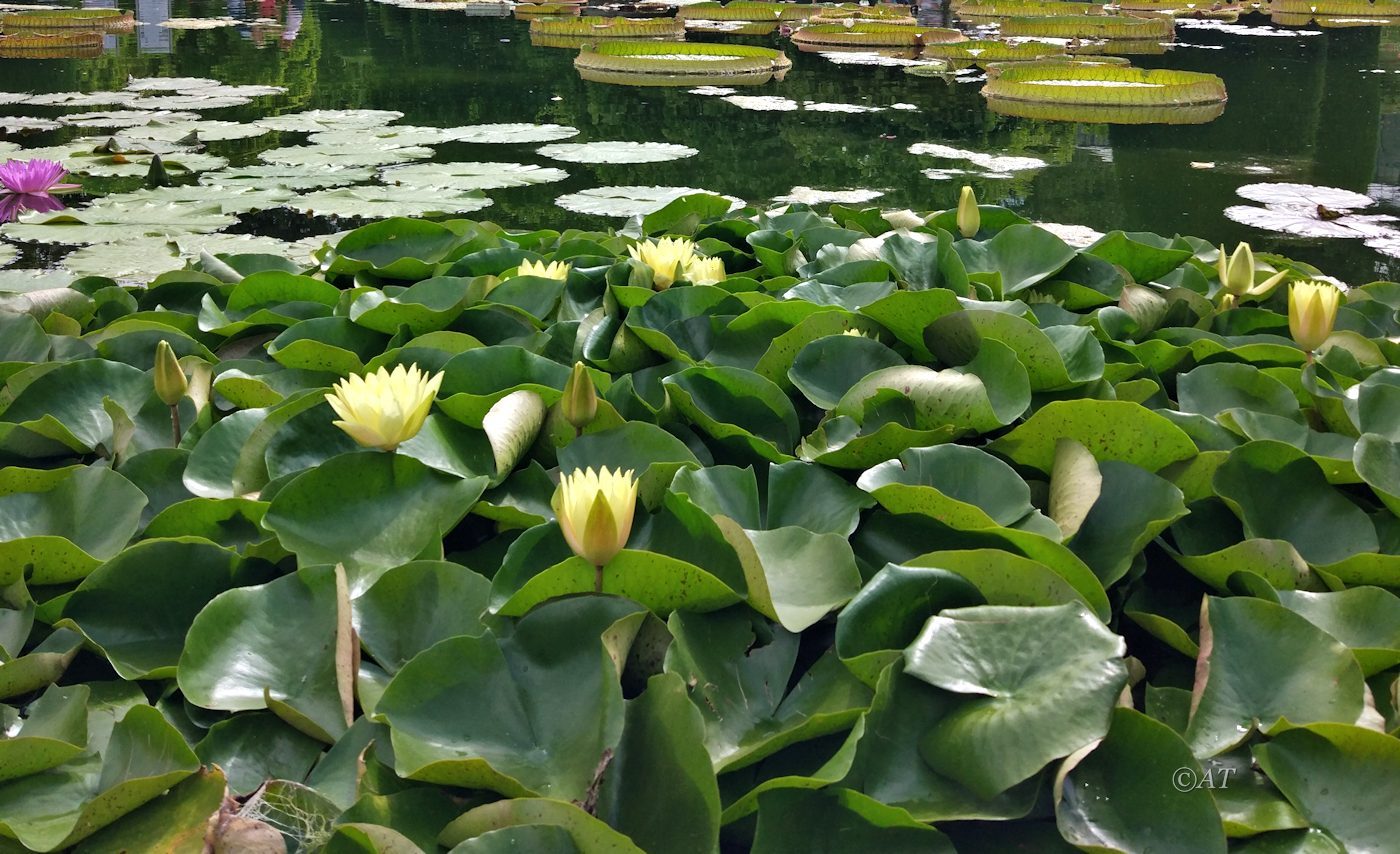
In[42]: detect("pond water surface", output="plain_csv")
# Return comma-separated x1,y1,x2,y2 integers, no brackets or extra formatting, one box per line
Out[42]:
4,0,1400,282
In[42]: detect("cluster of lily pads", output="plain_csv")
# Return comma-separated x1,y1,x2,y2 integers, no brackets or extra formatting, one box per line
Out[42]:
1,186,1398,852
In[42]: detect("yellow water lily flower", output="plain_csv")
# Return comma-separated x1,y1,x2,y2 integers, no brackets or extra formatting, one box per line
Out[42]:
517,259,571,281
957,185,980,239
554,466,639,589
154,340,188,407
685,255,726,285
325,364,443,451
1217,242,1288,307
1288,280,1341,354
628,237,696,290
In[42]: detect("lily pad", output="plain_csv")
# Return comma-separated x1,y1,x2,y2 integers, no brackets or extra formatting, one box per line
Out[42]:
451,122,580,143
256,109,405,133
557,186,740,218
380,161,569,190
291,186,493,219
537,141,698,164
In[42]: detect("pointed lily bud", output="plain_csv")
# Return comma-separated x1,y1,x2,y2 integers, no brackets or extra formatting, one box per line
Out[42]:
561,361,598,432
154,340,188,406
1288,280,1341,353
1225,242,1255,295
956,185,980,238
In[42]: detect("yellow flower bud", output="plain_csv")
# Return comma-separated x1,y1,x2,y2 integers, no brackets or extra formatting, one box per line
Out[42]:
1224,242,1255,296
561,361,598,432
957,185,980,239
628,237,697,290
516,259,570,281
1288,280,1341,353
553,466,638,569
325,363,443,451
685,255,726,285
154,339,188,406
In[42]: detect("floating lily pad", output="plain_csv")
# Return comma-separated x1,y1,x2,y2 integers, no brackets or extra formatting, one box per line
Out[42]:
60,239,188,282
556,186,740,217
0,116,61,132
774,187,885,205
59,109,201,128
291,186,494,219
907,142,1048,172
130,94,253,110
200,164,375,190
121,119,272,142
6,200,236,245
308,125,474,146
256,109,405,133
24,91,133,107
722,95,800,111
451,122,581,144
380,161,569,190
537,141,697,164
123,77,222,92
1223,182,1396,239
259,144,434,169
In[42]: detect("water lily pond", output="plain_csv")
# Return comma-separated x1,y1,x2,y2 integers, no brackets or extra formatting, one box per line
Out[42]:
5,2,1400,854
3,0,1400,282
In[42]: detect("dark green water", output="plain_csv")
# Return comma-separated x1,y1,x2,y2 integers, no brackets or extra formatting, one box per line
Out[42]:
3,1,1400,282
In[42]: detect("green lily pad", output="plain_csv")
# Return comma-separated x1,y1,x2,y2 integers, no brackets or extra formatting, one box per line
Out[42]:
263,452,486,585
904,602,1128,799
178,563,354,743
0,466,146,585
376,598,642,799
1253,723,1400,853
989,399,1199,473
1186,596,1366,757
1056,708,1227,854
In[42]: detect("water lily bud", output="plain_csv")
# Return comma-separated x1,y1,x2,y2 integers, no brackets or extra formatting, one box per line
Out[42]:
516,259,570,281
957,185,980,238
561,361,598,432
628,237,697,290
154,340,188,406
1288,280,1341,353
553,466,638,568
1224,242,1255,296
324,363,443,451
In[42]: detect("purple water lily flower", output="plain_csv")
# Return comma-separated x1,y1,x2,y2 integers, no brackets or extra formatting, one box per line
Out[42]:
0,192,66,223
0,159,79,195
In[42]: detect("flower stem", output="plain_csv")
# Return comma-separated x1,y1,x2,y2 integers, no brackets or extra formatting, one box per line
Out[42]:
170,405,182,447
594,563,604,594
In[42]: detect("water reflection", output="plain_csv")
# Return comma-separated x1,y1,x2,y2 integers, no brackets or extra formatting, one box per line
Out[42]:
136,0,173,54
0,193,65,223
227,0,307,49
